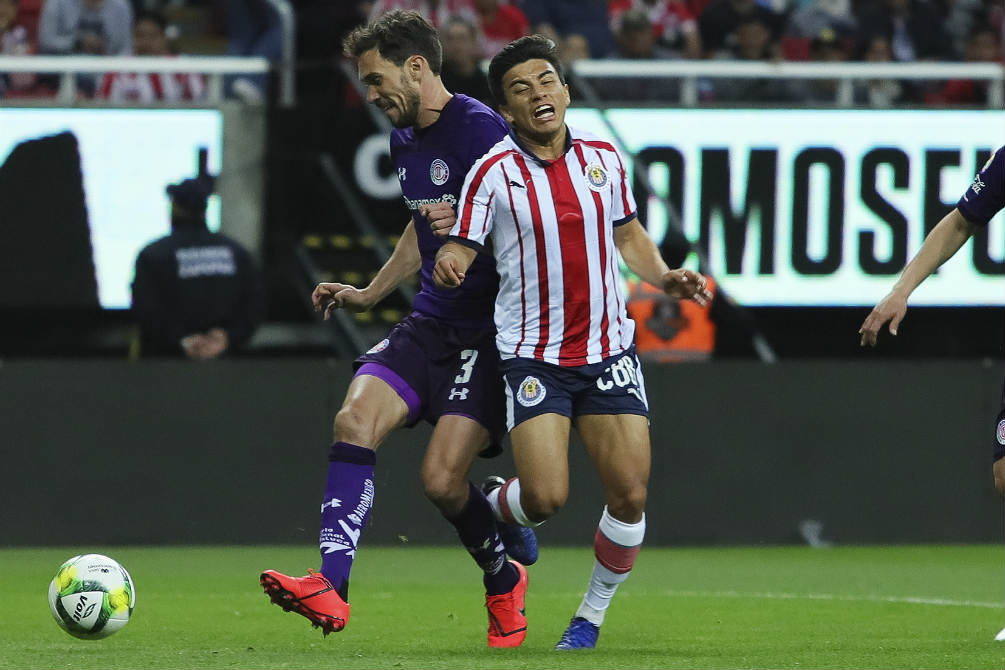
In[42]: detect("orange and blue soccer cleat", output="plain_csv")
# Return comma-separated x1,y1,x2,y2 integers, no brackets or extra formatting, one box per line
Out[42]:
260,568,349,636
485,560,528,648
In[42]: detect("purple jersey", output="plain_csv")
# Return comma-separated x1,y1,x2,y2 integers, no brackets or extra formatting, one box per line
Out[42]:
957,145,1004,226
390,94,509,328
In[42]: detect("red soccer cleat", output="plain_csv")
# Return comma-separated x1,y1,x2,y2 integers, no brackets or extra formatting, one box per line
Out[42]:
260,568,349,636
485,560,528,648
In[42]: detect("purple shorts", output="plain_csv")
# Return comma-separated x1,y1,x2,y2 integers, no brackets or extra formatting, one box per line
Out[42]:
354,313,505,457
500,346,649,431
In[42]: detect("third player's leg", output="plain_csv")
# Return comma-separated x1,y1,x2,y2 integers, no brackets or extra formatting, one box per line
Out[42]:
333,373,410,449
575,413,651,523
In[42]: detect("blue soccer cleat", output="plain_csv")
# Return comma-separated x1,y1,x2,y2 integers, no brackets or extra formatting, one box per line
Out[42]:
554,617,600,650
482,476,538,566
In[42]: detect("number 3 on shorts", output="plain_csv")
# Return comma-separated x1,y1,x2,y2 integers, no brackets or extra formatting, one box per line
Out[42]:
454,349,479,384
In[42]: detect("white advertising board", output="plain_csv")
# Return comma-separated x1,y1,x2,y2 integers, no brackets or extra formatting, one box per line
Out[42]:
566,108,1003,306
0,108,223,308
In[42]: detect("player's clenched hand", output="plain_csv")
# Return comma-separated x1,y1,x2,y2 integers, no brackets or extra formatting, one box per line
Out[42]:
662,269,711,306
421,202,456,238
433,252,466,288
312,282,373,319
859,292,908,347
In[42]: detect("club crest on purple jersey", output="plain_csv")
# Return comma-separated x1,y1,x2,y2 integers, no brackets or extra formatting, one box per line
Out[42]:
584,163,609,191
997,419,1005,445
430,159,450,186
516,376,547,407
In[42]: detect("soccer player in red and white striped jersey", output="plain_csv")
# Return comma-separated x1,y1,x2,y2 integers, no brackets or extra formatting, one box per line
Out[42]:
433,35,710,649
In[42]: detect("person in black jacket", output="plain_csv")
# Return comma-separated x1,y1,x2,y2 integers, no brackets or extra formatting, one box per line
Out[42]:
131,176,262,359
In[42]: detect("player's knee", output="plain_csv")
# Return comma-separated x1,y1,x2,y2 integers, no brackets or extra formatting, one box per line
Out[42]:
606,485,648,522
522,488,567,522
421,468,468,514
333,401,377,446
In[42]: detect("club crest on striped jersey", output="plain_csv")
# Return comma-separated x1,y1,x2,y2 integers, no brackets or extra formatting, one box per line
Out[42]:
516,376,547,407
367,338,390,354
997,419,1005,445
584,163,609,191
430,159,450,186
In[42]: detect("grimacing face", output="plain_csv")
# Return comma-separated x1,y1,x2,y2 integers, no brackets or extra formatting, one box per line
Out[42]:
499,58,570,146
358,48,423,129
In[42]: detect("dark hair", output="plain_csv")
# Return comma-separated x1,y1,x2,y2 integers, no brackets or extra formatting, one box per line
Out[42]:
342,9,442,76
488,35,564,106
134,10,167,32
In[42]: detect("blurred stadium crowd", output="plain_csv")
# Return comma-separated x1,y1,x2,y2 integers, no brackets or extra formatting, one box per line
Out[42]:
0,0,1002,104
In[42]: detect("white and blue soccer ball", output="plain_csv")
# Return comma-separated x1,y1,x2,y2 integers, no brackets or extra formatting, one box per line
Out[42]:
47,554,135,639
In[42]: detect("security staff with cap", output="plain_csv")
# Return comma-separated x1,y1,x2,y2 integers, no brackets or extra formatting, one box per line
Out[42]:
131,176,263,359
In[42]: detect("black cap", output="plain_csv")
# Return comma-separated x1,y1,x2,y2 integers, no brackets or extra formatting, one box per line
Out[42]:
166,177,212,212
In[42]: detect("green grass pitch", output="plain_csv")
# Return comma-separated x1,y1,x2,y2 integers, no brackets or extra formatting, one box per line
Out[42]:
1,545,1001,669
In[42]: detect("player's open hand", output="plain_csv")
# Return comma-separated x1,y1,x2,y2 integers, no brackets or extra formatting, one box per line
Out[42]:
433,252,466,288
312,282,373,319
859,292,908,346
662,269,711,306
421,202,457,238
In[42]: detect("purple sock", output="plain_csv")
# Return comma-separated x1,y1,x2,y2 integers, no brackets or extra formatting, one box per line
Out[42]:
444,483,518,595
319,441,376,601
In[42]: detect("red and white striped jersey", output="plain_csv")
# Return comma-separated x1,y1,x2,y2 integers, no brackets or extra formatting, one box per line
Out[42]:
451,125,639,367
97,70,207,104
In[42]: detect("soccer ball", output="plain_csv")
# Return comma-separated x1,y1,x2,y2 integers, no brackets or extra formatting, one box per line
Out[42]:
47,554,135,639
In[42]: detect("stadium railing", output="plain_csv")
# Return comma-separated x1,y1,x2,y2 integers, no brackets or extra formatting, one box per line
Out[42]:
568,60,1005,107
0,55,273,105
263,0,295,107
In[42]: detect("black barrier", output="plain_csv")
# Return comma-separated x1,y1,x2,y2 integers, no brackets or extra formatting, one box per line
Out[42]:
2,359,1001,546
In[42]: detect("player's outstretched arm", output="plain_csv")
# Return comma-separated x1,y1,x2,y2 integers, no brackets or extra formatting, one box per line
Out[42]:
614,218,711,305
313,220,422,319
433,241,477,288
858,208,975,346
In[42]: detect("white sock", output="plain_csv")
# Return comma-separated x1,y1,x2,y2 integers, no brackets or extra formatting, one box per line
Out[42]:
575,506,645,626
487,477,544,527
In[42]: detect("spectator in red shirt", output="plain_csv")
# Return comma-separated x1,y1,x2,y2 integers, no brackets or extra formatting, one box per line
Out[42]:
96,11,206,103
473,0,527,58
928,25,1003,105
0,0,39,97
608,0,702,58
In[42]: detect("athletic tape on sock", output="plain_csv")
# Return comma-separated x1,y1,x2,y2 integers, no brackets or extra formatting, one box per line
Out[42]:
594,506,645,574
499,477,544,528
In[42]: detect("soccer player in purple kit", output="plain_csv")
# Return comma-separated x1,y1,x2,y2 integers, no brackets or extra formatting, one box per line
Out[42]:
259,10,536,647
859,144,1005,499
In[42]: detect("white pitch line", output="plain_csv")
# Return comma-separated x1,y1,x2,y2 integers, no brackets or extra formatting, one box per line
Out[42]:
660,589,1003,609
